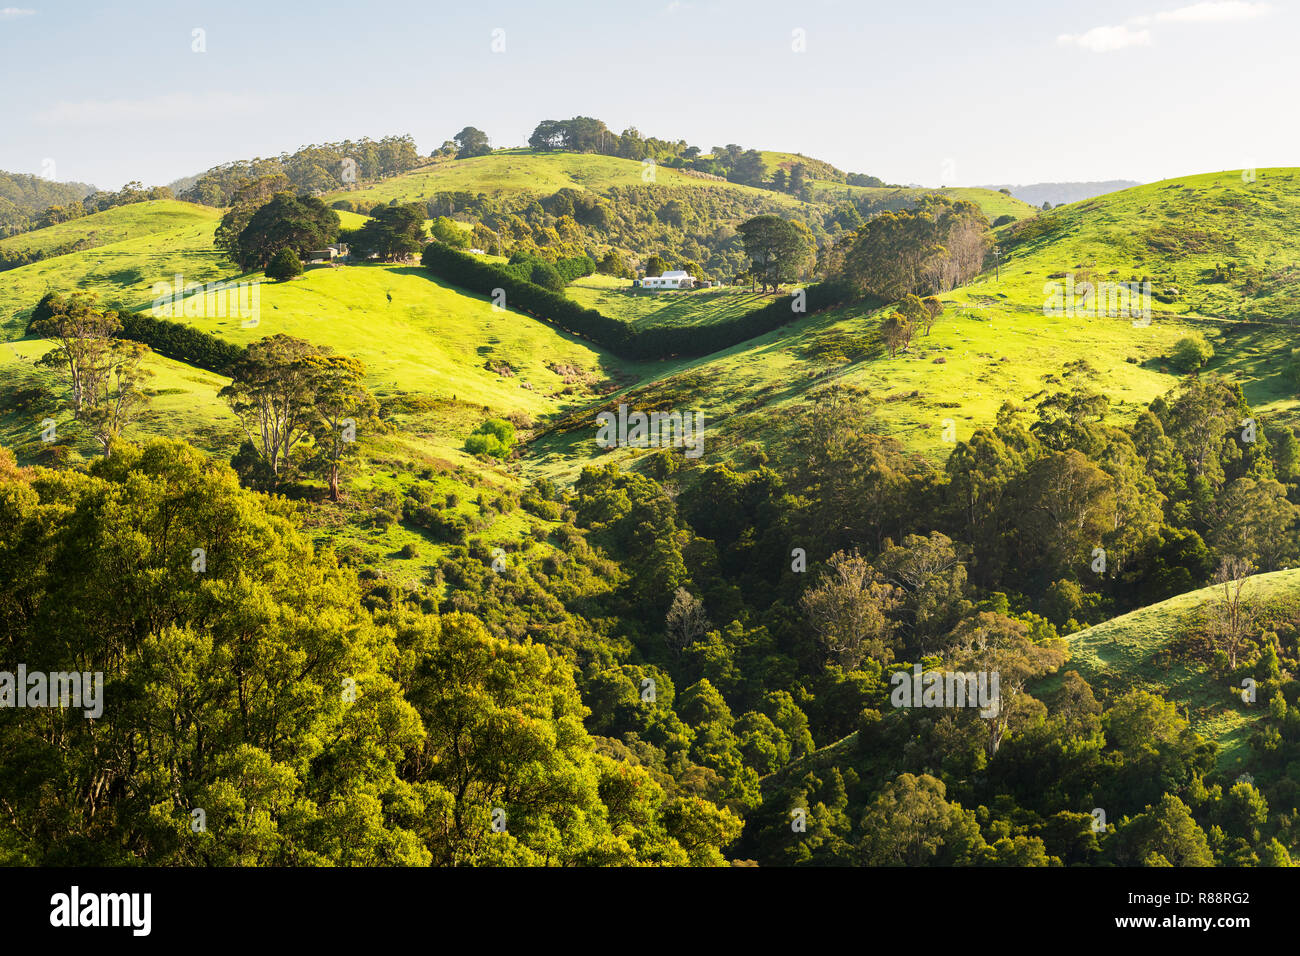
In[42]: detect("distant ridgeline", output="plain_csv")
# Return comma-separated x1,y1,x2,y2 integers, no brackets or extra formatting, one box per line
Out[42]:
0,175,164,240
178,135,423,207
421,242,862,360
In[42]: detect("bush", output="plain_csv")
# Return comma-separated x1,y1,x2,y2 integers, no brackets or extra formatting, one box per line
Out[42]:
266,247,303,281
401,484,473,544
529,261,564,291
429,216,469,248
465,418,516,459
992,214,1015,227
1170,335,1214,372
521,492,562,520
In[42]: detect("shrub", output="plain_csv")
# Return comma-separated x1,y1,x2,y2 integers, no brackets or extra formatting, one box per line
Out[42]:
522,492,562,520
529,261,564,291
429,216,469,248
402,485,473,544
464,418,516,459
266,247,303,281
1170,335,1214,372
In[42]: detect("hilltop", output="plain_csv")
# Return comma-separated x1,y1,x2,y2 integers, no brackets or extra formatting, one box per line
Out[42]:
0,198,217,260
326,149,805,207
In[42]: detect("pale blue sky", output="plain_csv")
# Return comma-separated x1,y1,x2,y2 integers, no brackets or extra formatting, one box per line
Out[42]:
1,0,1294,190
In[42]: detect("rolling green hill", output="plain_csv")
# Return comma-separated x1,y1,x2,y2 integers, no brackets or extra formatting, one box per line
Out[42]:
5,162,1300,584
0,204,226,336
326,148,806,208
759,150,850,182
6,164,1298,492
174,262,633,453
527,284,1198,480
1040,567,1300,771
528,167,1300,481
998,167,1300,324
328,148,1032,229
0,254,637,585
0,199,218,259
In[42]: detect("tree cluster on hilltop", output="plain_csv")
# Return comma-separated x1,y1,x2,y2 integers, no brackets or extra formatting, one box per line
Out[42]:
180,135,422,206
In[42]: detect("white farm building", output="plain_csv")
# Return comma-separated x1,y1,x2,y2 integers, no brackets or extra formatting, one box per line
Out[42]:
635,270,696,290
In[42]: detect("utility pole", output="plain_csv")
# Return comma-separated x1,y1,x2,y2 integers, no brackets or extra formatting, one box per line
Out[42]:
994,245,1002,283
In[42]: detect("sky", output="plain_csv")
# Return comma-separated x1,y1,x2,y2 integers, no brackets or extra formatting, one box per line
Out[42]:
0,0,1295,191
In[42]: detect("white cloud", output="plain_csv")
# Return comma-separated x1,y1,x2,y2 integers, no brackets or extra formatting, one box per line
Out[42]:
1059,1,1271,52
35,91,280,127
1058,25,1153,52
1,8,36,17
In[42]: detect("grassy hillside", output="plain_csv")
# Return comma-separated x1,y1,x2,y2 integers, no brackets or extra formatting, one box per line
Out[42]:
326,148,805,207
2,245,640,469
0,197,655,584
338,149,1035,226
999,167,1300,325
0,199,218,258
178,262,632,454
0,206,226,336
565,273,772,329
759,150,847,181
527,282,1197,480
1038,567,1300,771
0,255,635,585
528,167,1300,481
5,163,1299,581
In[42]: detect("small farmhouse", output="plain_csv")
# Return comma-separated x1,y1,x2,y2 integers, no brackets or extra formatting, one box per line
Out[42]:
634,270,695,291
304,243,349,263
